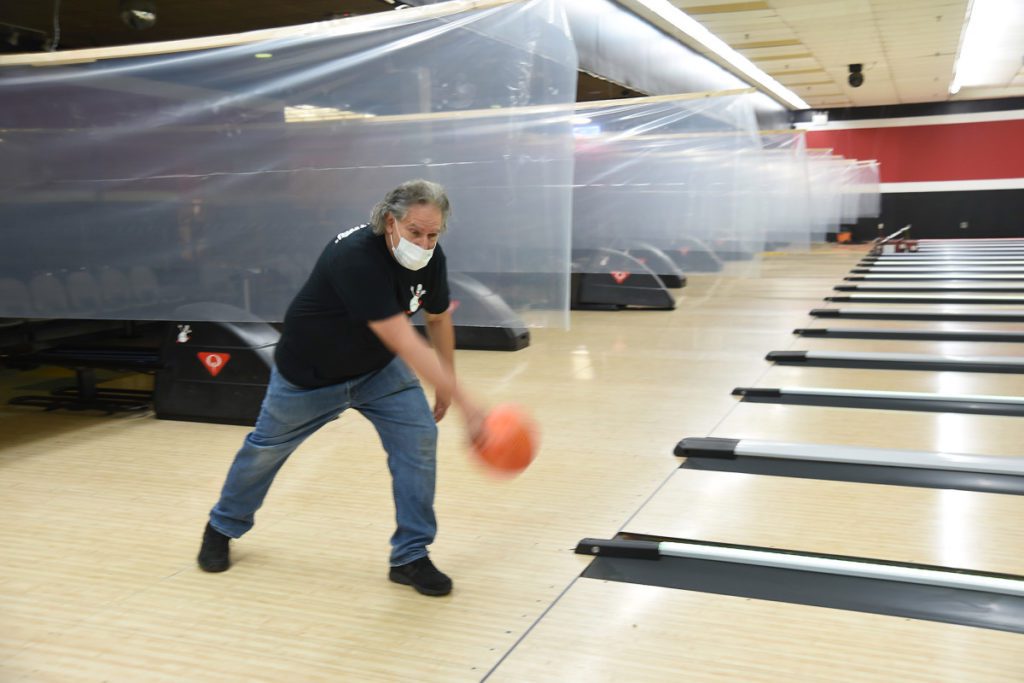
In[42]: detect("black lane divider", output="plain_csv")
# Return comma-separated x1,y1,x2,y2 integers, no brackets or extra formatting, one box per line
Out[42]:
851,268,1024,274
576,535,1024,635
860,261,1024,268
672,438,1024,496
862,257,1024,263
826,294,1024,304
861,255,1024,260
835,284,1024,293
795,327,1024,343
765,350,1024,374
810,308,1024,322
860,264,1024,268
731,387,1024,418
845,275,1024,281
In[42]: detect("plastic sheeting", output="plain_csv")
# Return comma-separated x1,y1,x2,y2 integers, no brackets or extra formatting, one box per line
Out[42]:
560,0,790,127
572,92,766,276
759,130,811,251
805,150,846,240
837,159,859,226
855,160,881,220
802,151,884,238
402,0,792,127
834,157,882,228
0,0,578,327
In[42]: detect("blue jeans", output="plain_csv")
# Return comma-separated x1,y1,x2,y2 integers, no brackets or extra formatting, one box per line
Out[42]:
209,357,438,566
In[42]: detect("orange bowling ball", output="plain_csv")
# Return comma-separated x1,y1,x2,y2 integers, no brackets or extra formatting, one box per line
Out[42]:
473,404,539,474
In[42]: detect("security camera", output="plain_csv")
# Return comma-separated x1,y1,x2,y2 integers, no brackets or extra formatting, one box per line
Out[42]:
848,64,864,88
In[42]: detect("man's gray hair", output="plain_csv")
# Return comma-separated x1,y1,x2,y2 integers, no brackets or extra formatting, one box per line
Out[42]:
369,179,450,235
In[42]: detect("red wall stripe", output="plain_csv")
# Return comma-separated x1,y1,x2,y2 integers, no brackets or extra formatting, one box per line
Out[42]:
806,119,1024,183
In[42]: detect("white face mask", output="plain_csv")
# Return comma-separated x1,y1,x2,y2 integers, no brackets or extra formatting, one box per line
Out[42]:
389,229,434,271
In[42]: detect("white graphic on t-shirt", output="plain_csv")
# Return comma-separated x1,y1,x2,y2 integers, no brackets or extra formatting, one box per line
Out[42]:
334,224,366,243
408,284,426,314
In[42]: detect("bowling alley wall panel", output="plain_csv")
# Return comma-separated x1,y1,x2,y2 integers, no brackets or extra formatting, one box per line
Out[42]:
801,99,1024,240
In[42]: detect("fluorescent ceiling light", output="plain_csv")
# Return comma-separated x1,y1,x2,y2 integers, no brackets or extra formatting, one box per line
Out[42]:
951,0,1024,93
619,0,811,110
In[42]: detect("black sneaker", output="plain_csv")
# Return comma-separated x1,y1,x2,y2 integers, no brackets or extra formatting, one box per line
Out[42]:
389,556,452,596
197,522,231,573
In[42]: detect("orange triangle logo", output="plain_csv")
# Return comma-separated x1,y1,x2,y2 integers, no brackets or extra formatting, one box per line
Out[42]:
198,352,231,377
610,271,630,284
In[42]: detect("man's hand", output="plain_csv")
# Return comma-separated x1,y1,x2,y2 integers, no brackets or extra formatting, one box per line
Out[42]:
433,391,452,422
425,309,456,424
366,312,483,442
459,399,487,448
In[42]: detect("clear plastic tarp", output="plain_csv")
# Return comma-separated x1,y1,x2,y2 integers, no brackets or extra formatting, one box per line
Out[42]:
571,92,766,277
759,130,811,251
0,0,577,328
856,160,881,220
806,150,845,240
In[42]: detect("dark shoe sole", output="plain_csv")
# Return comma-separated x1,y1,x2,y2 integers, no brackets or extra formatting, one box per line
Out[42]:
389,571,451,596
198,557,231,573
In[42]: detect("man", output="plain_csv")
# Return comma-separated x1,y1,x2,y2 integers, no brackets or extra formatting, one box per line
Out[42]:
197,179,484,597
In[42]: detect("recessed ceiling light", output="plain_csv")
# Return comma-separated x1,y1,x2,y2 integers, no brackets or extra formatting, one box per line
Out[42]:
950,0,1024,93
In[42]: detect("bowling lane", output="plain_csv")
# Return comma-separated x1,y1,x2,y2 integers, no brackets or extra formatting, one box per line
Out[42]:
624,469,1024,576
488,579,1024,683
713,402,1024,457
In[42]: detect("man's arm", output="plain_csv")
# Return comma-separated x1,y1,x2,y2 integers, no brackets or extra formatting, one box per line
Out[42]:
424,309,455,421
367,313,484,436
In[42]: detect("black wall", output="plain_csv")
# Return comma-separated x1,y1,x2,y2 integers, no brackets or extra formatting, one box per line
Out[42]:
849,189,1024,241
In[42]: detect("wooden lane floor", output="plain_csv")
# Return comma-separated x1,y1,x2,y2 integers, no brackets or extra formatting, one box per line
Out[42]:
714,399,1024,456
489,285,1024,681
815,311,1024,324
0,249,871,681
785,336,1024,358
489,462,1024,678
487,579,1024,682
12,242,1023,680
7,340,692,681
490,345,1024,680
800,316,1024,334
624,468,1024,576
720,347,1024,455
720,296,1024,454
751,363,1024,398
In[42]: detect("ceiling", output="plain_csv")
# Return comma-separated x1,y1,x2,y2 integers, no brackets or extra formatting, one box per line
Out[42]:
673,0,1024,108
1,0,1021,109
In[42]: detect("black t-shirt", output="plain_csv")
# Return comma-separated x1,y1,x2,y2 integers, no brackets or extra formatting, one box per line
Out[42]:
274,224,449,388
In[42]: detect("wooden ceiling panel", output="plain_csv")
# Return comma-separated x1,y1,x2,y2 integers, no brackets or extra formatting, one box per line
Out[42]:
760,58,825,74
683,2,773,14
732,38,801,49
774,72,830,86
669,0,1008,107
